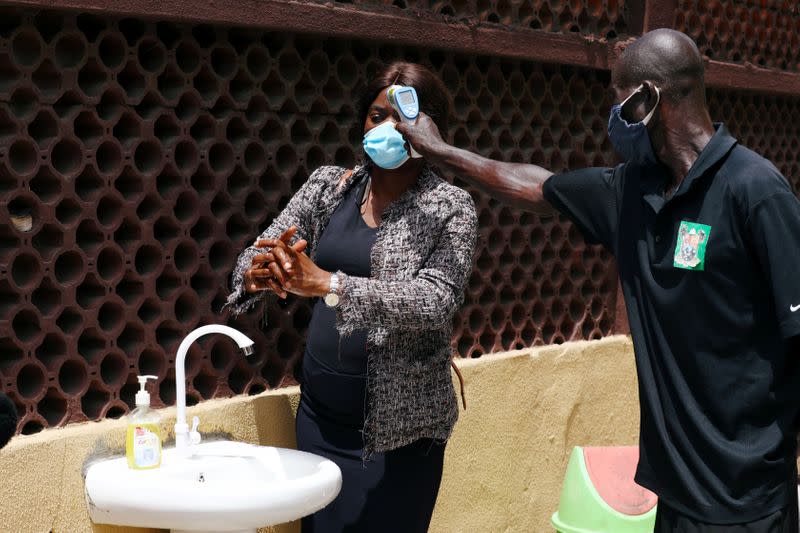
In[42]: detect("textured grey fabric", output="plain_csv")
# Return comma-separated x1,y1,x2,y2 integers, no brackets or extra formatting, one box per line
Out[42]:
226,164,478,456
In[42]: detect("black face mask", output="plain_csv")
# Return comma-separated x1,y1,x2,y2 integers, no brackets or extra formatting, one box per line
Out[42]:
607,84,661,165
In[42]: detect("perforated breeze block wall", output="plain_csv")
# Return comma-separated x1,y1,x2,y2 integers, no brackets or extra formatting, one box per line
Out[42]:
1,5,799,434
675,0,800,70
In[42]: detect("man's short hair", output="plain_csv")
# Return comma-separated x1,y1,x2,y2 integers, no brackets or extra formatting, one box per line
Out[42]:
616,29,705,104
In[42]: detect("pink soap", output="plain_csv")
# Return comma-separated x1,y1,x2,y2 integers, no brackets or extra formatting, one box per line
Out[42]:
583,446,658,515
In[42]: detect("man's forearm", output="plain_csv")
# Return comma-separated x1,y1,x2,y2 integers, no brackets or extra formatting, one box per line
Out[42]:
396,113,557,215
426,141,557,216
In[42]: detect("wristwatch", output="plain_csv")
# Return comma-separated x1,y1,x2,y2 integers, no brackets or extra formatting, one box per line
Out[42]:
324,273,341,307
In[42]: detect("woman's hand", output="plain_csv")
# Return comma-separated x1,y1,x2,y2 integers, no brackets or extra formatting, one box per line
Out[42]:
256,227,332,298
245,230,308,298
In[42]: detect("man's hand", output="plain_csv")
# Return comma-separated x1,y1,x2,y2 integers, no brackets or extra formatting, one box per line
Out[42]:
395,112,446,160
245,228,307,298
256,227,331,299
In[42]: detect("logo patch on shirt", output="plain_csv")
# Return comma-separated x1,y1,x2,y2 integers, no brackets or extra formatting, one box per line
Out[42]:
673,221,711,271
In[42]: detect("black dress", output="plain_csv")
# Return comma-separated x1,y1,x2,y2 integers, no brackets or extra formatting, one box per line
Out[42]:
296,176,446,533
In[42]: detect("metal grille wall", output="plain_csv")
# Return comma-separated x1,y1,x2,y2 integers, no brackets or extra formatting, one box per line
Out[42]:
675,0,800,70
1,2,799,434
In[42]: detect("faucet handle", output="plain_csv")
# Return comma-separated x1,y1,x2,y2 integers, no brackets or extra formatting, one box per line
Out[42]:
189,416,202,446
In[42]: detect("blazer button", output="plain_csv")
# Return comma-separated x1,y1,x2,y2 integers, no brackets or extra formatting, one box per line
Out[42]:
655,235,661,243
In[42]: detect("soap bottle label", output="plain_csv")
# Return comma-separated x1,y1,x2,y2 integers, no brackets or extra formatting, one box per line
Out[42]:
129,424,161,468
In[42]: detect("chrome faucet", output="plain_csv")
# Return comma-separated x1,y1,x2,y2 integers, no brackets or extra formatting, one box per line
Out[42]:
173,325,255,455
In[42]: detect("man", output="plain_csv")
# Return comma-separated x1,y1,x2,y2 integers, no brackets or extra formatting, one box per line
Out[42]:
398,29,800,531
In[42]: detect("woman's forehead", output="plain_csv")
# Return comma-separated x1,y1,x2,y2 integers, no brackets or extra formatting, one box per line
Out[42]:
370,89,392,107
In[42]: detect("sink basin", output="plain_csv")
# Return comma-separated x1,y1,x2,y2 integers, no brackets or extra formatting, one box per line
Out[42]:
84,440,342,532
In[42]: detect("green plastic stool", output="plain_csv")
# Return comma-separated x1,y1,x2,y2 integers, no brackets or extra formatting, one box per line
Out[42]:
552,446,657,533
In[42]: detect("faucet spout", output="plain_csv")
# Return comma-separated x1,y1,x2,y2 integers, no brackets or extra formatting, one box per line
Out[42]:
174,325,255,454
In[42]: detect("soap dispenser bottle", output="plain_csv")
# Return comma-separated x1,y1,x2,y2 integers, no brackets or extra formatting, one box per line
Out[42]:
126,375,162,470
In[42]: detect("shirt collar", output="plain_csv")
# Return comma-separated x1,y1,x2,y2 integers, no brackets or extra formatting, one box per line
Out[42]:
637,123,737,213
679,123,737,190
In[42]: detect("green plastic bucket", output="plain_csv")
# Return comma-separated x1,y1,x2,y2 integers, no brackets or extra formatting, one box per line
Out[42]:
551,446,657,533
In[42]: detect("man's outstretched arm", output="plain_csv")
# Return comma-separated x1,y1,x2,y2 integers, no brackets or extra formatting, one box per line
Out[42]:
397,113,557,216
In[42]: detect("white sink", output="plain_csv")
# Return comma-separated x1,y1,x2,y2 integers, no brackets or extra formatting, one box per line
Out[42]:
84,440,342,533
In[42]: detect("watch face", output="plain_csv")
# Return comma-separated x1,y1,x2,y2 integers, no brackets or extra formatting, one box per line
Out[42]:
324,293,340,307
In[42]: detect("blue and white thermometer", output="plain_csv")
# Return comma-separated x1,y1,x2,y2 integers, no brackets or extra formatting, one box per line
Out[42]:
387,85,422,158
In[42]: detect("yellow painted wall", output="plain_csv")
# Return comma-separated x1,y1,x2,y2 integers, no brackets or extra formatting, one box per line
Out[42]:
431,336,640,532
0,336,639,533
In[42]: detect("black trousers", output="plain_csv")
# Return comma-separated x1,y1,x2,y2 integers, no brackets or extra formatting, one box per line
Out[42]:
654,492,799,533
296,350,445,533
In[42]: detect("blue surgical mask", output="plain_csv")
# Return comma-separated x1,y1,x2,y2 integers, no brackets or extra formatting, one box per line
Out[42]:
362,121,410,170
607,84,661,165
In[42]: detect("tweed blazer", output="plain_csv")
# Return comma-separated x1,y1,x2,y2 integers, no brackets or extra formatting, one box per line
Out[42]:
226,164,478,456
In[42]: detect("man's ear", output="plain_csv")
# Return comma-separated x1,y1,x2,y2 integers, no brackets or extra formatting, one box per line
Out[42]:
642,80,664,113
640,80,659,104
638,80,662,127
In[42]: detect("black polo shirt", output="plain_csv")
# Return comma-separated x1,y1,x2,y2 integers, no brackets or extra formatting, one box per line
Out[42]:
543,124,800,523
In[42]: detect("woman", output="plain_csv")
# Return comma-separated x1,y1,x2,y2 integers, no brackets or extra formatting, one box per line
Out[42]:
226,62,478,532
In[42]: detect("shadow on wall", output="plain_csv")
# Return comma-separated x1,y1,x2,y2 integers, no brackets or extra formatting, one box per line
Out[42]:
253,393,300,450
